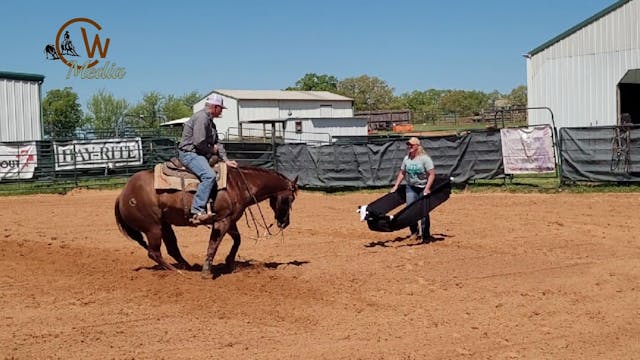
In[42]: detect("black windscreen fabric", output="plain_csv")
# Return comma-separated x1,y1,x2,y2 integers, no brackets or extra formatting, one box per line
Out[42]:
364,175,452,232
560,126,640,182
276,132,504,188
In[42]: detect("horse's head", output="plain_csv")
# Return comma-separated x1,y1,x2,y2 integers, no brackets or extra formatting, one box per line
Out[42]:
269,176,298,229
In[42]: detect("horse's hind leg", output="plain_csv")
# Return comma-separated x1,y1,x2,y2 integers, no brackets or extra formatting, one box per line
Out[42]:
161,222,191,269
225,222,242,270
146,227,178,271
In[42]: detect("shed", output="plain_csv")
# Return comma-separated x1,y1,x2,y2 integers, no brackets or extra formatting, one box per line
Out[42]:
525,0,640,129
193,90,363,142
0,71,45,141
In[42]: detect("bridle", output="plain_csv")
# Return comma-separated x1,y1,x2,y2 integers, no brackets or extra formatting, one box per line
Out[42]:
236,167,295,240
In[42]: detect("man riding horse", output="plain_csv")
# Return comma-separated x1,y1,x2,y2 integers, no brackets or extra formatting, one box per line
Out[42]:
178,94,238,225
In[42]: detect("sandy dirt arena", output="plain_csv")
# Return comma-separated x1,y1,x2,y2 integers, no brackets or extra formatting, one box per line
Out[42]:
1,188,639,359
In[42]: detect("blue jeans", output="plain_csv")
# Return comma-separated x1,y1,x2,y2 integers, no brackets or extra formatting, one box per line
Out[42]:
178,151,216,214
405,185,430,237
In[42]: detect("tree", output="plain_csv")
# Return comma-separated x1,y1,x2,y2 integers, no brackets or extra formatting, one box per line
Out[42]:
440,90,491,116
286,73,338,91
397,89,449,123
85,90,129,133
128,91,165,128
162,91,202,120
42,87,84,138
337,75,395,112
180,91,202,109
508,85,527,108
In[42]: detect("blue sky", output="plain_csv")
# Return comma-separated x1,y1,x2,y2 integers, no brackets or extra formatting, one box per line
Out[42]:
1,0,616,109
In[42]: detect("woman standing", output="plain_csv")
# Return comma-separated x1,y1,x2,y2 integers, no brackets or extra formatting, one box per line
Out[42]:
391,137,436,242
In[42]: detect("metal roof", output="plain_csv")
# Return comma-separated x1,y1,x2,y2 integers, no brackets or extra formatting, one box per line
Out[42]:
0,71,45,82
526,0,633,57
159,117,190,126
210,90,353,102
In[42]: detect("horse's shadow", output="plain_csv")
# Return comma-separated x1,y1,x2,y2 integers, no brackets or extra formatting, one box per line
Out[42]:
364,233,449,248
134,259,310,277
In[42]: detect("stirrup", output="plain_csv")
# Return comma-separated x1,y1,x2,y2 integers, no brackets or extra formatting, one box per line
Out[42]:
190,212,215,225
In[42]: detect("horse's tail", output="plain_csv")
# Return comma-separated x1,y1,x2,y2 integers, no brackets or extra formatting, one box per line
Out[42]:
114,195,148,250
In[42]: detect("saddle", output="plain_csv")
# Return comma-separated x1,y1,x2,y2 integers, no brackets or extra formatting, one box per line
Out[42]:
162,157,199,180
154,157,227,192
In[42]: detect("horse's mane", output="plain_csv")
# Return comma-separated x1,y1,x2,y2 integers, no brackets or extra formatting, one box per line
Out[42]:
237,166,290,183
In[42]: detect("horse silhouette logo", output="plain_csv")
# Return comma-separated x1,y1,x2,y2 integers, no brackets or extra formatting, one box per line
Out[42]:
60,30,80,56
44,44,59,60
44,30,80,60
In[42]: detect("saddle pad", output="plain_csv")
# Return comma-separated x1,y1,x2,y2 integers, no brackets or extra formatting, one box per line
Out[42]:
153,163,228,192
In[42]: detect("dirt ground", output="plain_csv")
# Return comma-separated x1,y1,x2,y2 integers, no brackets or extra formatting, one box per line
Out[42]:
1,188,639,359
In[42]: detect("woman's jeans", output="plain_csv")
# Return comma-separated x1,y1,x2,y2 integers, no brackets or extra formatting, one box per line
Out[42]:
405,185,431,237
178,151,216,214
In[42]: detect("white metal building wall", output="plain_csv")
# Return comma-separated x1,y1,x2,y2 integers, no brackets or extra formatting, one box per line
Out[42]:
238,100,353,130
196,97,356,138
0,78,42,142
527,0,640,129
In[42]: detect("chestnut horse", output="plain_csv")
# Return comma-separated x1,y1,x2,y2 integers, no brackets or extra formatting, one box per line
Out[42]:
114,165,298,277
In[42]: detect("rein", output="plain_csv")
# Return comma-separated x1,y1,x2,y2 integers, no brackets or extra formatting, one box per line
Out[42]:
236,167,275,237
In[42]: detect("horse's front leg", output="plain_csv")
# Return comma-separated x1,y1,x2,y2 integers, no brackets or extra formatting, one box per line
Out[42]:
201,219,230,278
225,222,242,270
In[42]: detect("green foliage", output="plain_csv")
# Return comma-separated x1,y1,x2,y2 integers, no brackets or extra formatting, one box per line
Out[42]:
440,90,491,116
508,85,527,107
85,89,129,132
286,73,338,91
162,95,192,120
162,91,202,120
337,75,395,111
127,91,166,128
42,87,84,138
285,74,526,120
179,91,202,109
397,89,449,122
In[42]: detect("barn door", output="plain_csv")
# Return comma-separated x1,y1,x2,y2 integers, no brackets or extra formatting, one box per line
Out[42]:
618,69,640,125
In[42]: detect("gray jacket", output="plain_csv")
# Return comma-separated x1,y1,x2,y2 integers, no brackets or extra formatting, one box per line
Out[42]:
178,109,228,160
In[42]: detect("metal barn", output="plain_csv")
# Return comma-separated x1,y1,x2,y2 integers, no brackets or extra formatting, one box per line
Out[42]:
525,0,640,129
193,90,363,142
0,71,45,142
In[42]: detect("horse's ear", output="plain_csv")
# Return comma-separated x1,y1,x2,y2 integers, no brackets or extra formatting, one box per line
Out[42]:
292,176,299,189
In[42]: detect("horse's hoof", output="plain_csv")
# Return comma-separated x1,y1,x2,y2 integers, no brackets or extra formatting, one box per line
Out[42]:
201,263,212,278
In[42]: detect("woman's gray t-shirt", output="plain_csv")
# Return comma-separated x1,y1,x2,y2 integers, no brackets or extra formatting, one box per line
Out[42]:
401,154,434,187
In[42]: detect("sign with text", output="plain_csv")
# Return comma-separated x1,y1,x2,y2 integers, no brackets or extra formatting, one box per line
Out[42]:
0,142,38,181
54,138,142,171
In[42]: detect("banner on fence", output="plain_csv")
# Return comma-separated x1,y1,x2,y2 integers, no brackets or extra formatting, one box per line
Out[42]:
54,138,143,170
0,142,38,181
500,126,555,174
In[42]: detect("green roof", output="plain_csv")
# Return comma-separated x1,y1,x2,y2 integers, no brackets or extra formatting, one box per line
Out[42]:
0,71,45,82
527,0,633,56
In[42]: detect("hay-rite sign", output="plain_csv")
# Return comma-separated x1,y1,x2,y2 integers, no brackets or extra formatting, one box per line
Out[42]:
53,138,142,171
0,143,38,181
44,17,126,79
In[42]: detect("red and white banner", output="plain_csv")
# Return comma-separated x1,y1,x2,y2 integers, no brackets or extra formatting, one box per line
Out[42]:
0,142,38,180
500,126,555,174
